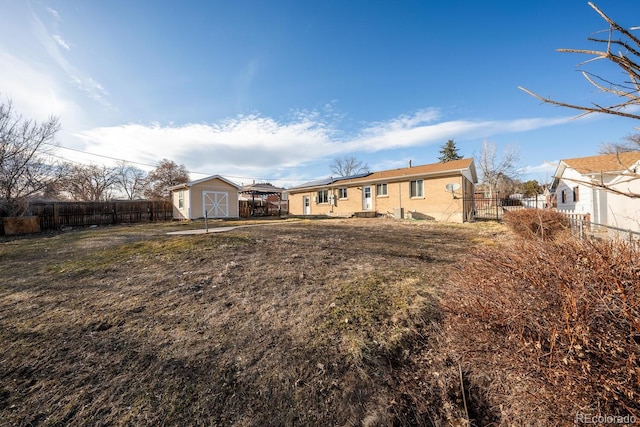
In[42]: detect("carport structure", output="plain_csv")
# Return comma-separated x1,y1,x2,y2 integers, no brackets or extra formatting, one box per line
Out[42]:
240,183,286,217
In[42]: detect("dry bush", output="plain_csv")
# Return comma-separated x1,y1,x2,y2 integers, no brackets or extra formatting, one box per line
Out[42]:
444,237,640,424
503,209,570,240
502,209,570,240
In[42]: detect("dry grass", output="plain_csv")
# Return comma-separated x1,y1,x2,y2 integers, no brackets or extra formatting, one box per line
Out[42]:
5,215,635,426
0,218,482,426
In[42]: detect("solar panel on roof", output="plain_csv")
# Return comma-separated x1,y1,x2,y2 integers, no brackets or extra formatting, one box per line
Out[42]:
291,177,333,189
292,172,372,189
332,172,371,182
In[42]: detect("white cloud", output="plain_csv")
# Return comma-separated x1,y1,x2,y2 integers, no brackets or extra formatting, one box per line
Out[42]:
519,160,560,182
71,111,574,186
52,34,70,50
46,7,59,19
0,51,80,123
345,115,571,154
361,109,441,135
29,6,111,108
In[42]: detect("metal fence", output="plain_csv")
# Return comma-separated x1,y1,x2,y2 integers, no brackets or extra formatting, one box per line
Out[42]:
558,211,640,245
468,194,528,221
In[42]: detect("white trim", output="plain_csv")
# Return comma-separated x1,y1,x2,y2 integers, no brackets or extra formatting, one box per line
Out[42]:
362,186,373,211
169,175,240,191
203,191,229,218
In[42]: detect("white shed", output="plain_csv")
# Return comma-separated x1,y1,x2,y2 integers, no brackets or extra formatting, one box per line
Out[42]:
169,175,241,220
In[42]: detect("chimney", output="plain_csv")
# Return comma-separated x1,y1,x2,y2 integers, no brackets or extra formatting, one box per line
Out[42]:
408,160,412,168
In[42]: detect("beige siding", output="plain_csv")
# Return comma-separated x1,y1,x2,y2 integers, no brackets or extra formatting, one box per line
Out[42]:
289,174,471,223
192,180,239,218
172,177,239,219
332,186,364,213
289,191,305,215
172,188,191,220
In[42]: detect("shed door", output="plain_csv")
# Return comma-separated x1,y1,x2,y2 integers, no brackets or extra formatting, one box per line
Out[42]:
203,191,229,218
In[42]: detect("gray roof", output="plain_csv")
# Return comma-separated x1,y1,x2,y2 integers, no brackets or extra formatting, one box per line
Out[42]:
240,183,285,195
292,172,371,190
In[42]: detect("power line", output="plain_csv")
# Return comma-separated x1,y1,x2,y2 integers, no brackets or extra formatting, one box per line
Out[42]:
48,143,308,184
53,144,158,168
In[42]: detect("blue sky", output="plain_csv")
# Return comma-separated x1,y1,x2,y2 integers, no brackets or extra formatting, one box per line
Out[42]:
1,0,640,187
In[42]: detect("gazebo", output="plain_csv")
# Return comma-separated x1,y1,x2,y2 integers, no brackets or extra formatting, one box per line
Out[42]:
239,183,286,217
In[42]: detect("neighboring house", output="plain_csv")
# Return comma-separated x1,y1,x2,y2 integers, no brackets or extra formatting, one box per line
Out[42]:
288,158,477,223
169,175,241,220
552,151,640,231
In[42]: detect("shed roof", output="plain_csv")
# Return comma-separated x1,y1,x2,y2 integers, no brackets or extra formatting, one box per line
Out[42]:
168,175,241,191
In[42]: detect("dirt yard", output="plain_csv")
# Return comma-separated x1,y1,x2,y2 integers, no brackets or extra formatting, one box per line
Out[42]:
0,218,502,426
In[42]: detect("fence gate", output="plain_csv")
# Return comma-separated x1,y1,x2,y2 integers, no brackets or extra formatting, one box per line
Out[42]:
203,191,229,218
465,193,527,221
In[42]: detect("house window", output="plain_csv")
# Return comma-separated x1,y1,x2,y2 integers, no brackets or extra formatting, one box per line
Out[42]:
178,190,184,209
561,190,567,204
317,190,329,204
410,179,424,197
338,187,348,199
573,186,579,202
376,183,388,196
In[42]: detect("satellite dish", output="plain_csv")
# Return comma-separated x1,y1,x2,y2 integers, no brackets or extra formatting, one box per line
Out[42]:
445,183,460,192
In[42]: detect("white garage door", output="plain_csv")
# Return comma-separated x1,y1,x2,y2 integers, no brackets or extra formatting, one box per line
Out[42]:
203,191,229,218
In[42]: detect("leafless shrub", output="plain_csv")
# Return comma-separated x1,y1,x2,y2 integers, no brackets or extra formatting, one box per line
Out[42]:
444,237,640,424
503,209,570,240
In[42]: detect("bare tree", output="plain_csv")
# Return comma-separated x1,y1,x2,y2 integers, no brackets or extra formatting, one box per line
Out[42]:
519,2,640,121
0,98,63,215
62,164,118,201
599,134,640,154
114,161,147,200
520,2,640,198
330,156,370,177
475,141,520,198
144,159,189,200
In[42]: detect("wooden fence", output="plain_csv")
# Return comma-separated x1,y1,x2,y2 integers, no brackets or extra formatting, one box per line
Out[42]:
27,200,173,231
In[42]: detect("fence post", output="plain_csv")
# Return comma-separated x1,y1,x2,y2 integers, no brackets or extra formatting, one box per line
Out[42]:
585,213,591,232
53,203,59,229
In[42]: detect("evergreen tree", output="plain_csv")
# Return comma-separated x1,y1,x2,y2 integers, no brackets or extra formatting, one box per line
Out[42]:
438,139,463,162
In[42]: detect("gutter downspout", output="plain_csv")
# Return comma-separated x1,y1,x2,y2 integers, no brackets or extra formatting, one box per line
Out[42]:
399,182,402,217
188,186,193,219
